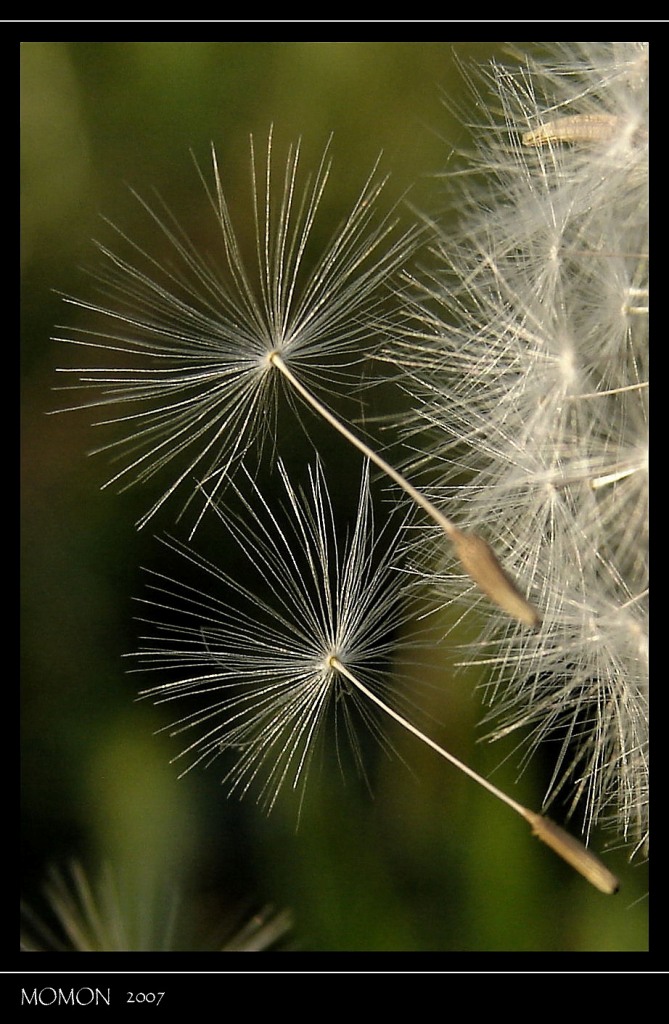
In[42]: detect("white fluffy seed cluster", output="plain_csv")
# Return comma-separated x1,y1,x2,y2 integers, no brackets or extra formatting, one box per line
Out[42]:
56,43,648,864
397,42,648,853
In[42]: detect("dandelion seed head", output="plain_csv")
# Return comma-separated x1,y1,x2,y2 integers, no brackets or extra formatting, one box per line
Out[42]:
389,42,648,853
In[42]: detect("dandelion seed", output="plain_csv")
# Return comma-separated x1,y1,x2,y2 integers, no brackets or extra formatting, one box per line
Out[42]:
135,461,618,893
522,113,622,147
134,461,419,813
53,130,417,531
54,126,539,625
448,527,541,629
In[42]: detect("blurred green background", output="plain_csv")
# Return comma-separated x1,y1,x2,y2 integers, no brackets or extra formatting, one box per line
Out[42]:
21,40,648,955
